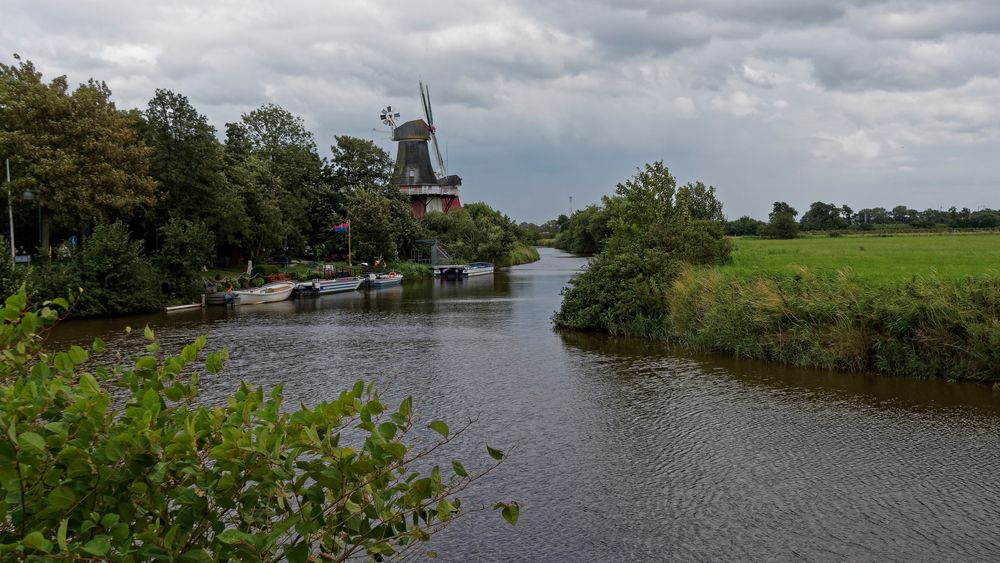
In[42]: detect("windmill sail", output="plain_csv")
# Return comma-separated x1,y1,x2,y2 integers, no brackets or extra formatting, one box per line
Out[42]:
420,81,447,178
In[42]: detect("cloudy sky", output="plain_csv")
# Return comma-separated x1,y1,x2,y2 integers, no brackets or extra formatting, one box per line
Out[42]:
4,1,1000,222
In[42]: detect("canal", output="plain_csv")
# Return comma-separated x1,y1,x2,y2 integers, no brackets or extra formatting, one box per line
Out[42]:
51,247,1000,561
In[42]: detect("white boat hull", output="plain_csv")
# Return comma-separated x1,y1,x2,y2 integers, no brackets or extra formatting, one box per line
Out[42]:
296,278,363,295
232,281,295,305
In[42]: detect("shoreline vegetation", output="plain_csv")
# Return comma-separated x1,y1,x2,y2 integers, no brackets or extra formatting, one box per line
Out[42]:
0,56,540,318
553,162,1000,384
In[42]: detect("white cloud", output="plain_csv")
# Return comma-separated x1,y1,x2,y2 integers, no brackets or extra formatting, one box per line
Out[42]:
4,0,1000,221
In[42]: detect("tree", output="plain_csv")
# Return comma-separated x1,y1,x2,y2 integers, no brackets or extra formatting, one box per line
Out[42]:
74,222,160,317
800,201,845,231
0,55,156,250
232,104,325,255
0,290,517,560
556,162,732,334
765,201,798,239
725,215,766,236
342,184,419,262
155,218,215,300
553,205,610,254
422,203,523,265
330,135,393,190
140,89,242,249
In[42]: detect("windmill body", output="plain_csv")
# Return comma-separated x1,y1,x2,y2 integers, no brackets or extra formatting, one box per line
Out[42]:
383,83,462,218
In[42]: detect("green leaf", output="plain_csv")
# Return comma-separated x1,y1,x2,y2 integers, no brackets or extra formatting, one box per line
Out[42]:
82,535,111,556
452,460,468,477
284,542,309,563
57,519,68,551
217,529,253,545
399,396,412,417
486,444,504,460
18,432,46,453
48,485,76,510
143,325,154,341
22,531,53,553
68,345,88,364
91,337,106,353
501,502,519,525
5,292,26,312
428,420,449,439
205,351,223,374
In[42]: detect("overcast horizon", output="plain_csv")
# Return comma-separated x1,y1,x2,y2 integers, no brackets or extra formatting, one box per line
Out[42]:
4,0,1000,223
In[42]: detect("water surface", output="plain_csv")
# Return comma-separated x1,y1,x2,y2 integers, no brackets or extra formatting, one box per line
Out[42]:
52,247,1000,561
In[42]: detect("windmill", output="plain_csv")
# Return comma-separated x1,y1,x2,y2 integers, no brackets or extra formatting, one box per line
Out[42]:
387,82,462,218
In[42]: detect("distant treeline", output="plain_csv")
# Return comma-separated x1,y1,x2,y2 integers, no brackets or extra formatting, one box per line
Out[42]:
726,201,1000,239
0,55,535,315
534,199,1000,254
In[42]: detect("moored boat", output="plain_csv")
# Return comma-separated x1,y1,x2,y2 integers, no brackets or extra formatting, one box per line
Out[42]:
366,272,403,288
465,262,494,276
295,277,363,296
433,262,494,278
231,281,295,305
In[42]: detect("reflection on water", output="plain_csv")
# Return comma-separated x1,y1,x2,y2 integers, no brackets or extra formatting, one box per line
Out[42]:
49,248,1000,561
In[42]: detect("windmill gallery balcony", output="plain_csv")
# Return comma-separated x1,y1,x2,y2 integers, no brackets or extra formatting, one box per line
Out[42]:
398,184,460,197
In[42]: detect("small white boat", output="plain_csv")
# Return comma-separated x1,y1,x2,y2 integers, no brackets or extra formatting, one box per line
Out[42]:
231,281,295,305
433,262,494,278
367,272,403,288
465,262,494,276
295,277,363,296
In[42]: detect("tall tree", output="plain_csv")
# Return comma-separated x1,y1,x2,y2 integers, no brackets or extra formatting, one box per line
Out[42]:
140,89,242,248
330,135,393,190
232,104,324,255
0,55,156,250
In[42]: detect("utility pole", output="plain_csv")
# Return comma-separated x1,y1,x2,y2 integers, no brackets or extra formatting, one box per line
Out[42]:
569,195,573,216
5,159,13,260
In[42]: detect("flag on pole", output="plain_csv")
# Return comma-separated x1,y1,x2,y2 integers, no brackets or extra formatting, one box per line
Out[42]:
332,222,348,232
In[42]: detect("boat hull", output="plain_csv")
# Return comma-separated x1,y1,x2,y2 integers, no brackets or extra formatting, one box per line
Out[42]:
295,278,363,296
433,262,494,277
370,274,403,287
232,281,295,305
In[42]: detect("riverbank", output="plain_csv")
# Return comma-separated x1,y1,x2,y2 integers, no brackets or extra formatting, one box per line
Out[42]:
501,244,541,267
664,265,1000,383
557,260,1000,383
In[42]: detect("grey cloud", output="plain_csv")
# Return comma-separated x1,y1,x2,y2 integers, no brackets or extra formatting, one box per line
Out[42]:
5,0,1000,222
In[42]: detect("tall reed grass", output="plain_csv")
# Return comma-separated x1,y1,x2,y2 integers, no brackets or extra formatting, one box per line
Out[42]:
662,265,1000,382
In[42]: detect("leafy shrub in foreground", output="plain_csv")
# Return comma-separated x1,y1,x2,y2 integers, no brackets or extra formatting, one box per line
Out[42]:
0,290,516,561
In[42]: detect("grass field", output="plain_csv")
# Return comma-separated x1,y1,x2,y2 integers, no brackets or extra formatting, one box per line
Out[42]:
728,232,1000,284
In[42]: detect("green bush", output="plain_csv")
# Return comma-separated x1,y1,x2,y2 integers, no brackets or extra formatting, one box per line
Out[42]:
156,218,215,301
47,222,160,317
556,161,731,333
0,290,517,560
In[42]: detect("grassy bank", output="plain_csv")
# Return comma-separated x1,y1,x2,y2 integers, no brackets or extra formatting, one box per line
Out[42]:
500,244,541,267
664,266,1000,382
559,232,1000,382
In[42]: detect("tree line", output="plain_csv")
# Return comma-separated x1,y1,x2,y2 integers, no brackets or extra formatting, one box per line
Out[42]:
0,55,532,313
726,201,1000,239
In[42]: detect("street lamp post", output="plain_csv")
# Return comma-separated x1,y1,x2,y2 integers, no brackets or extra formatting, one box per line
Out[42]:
5,158,13,260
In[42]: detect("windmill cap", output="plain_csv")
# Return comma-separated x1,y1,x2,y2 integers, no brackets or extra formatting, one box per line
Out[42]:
392,119,430,141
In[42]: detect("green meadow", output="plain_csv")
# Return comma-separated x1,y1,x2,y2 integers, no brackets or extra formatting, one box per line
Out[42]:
727,232,1000,283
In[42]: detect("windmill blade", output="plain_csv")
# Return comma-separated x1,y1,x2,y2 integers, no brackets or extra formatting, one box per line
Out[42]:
419,81,432,126
430,130,446,176
425,85,435,126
